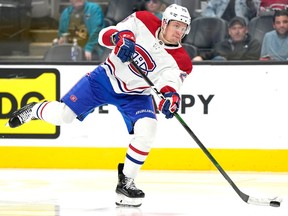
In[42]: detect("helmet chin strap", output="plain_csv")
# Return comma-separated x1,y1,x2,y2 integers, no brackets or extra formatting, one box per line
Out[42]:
160,31,173,44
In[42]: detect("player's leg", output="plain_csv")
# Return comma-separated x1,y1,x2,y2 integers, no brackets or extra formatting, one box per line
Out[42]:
115,94,157,207
6,70,103,128
116,117,157,207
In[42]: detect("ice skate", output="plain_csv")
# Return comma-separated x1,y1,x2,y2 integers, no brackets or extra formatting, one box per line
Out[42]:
115,163,145,207
6,102,37,128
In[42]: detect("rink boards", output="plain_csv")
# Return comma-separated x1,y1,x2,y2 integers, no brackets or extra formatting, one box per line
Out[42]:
0,63,288,171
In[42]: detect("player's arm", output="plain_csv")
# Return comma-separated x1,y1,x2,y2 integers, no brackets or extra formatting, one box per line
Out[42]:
157,66,190,119
99,27,136,63
98,12,138,62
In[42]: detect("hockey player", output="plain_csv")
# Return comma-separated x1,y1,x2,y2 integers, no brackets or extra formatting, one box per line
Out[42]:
6,4,192,207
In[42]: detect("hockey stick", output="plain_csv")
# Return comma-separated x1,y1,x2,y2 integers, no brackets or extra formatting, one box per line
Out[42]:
130,59,282,207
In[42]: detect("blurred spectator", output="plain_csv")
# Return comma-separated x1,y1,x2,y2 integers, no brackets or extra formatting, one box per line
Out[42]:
193,16,261,60
138,0,168,19
201,0,260,23
260,0,288,11
260,9,288,60
55,0,105,61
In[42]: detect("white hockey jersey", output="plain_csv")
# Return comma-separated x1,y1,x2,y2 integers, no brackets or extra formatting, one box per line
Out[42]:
98,11,193,95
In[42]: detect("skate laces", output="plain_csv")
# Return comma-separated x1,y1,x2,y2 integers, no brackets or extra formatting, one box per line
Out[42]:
17,107,32,123
124,177,137,190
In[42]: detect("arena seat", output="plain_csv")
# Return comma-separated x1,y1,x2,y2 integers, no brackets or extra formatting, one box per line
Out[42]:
182,43,198,59
183,17,228,57
174,0,201,19
104,0,137,26
248,14,274,45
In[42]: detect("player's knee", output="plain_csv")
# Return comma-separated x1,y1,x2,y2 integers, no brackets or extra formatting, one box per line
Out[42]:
133,117,157,146
60,103,77,124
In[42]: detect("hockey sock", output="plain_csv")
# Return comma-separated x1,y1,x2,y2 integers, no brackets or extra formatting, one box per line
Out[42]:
32,101,76,125
123,117,157,178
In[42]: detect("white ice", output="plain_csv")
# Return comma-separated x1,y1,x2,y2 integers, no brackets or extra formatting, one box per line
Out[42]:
0,169,287,216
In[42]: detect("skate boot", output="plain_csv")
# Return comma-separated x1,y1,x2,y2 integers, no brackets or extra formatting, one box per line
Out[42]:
115,163,145,207
6,102,37,128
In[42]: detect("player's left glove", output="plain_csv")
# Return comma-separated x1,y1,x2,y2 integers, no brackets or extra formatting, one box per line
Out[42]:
112,30,136,63
158,92,180,119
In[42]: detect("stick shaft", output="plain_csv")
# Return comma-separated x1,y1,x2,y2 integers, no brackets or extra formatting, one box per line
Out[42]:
130,60,249,203
173,112,249,201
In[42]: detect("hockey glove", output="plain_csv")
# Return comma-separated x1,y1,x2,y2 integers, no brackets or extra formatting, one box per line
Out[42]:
158,92,180,119
113,30,136,63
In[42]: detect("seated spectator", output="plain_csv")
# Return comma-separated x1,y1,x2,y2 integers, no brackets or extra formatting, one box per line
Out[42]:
201,0,260,23
138,0,168,19
193,16,261,61
55,0,105,61
260,9,288,60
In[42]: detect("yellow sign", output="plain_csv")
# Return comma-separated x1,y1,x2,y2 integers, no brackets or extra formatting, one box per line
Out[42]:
0,68,60,138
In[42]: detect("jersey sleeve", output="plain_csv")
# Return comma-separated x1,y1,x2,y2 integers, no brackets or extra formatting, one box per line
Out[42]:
98,12,139,49
157,47,192,93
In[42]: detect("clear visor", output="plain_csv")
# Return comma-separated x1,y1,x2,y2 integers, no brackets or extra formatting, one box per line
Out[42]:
165,19,191,35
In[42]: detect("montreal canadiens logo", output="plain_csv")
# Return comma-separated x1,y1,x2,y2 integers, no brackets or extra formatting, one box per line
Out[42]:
128,45,156,77
70,95,77,102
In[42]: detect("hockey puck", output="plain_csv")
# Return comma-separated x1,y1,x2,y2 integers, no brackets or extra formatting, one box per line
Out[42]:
270,201,281,207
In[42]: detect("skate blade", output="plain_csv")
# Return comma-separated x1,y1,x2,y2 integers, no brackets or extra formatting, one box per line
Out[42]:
115,193,143,207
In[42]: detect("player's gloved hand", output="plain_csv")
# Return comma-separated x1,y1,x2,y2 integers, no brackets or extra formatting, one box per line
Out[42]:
158,92,180,119
113,30,136,63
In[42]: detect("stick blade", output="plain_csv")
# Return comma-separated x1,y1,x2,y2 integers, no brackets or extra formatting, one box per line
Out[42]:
247,196,282,207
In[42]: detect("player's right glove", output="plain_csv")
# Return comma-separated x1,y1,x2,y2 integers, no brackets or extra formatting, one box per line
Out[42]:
158,92,180,119
112,30,136,63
